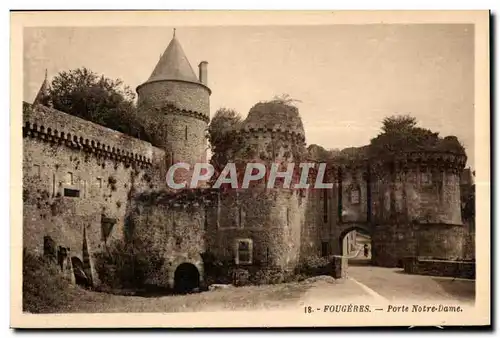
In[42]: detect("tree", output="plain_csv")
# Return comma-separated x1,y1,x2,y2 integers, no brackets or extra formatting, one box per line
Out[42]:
207,108,244,173
369,114,442,157
48,67,149,141
380,114,417,134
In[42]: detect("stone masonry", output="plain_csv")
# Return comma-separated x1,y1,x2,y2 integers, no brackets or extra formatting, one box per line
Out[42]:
22,33,472,290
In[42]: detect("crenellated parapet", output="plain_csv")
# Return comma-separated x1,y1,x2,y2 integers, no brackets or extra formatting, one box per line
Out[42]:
238,127,306,144
371,150,467,175
23,102,154,168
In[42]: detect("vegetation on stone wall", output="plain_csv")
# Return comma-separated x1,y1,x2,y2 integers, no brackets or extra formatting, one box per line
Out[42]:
296,256,333,277
94,239,165,290
23,250,82,313
369,115,466,158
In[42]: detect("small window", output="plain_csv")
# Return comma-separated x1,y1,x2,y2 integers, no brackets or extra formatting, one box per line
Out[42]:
64,188,80,198
32,164,41,177
83,180,87,198
185,126,188,140
235,239,253,265
350,188,360,204
238,206,245,228
421,172,432,186
321,242,329,257
204,207,209,230
96,177,102,188
66,172,73,185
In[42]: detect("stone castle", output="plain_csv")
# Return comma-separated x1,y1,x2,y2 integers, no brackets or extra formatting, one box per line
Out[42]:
22,34,473,291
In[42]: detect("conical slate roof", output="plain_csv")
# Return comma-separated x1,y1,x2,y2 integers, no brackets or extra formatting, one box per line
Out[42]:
33,69,51,106
146,35,199,84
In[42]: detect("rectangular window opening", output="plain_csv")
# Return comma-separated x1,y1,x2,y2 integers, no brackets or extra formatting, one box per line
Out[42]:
67,172,73,185
64,188,80,198
350,188,360,204
33,164,41,177
236,239,253,265
321,242,329,257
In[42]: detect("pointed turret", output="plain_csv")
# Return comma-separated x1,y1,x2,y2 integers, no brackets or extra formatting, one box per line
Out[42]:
145,32,200,84
136,29,211,168
33,69,51,107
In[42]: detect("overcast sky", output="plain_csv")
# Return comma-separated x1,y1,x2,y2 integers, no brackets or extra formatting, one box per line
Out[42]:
24,25,475,168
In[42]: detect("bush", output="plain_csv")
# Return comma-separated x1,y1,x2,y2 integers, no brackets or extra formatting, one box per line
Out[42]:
232,268,250,287
94,240,165,290
250,267,287,285
23,250,75,313
298,256,332,277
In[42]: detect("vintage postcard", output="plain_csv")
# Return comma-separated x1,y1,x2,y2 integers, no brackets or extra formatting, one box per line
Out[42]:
10,10,490,328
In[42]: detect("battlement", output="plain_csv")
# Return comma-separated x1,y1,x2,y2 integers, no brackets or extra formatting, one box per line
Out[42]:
372,150,467,174
22,102,154,168
238,127,306,143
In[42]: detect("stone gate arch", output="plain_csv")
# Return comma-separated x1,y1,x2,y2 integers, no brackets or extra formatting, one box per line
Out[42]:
338,224,372,257
173,263,201,294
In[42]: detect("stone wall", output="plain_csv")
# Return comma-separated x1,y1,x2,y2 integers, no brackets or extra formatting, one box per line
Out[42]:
403,257,475,279
340,167,369,223
463,231,475,260
136,80,210,182
137,80,210,118
22,102,165,284
208,189,305,271
128,195,206,288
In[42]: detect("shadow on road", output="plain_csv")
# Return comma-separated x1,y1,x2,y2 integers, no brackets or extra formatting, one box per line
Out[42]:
432,278,476,302
348,259,372,266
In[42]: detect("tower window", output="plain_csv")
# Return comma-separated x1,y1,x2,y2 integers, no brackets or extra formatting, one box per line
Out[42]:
32,164,41,177
235,239,253,265
185,126,188,140
238,206,244,228
421,172,432,186
350,187,360,204
66,172,73,185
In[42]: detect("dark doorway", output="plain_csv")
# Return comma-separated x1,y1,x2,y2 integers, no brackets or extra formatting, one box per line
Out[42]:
174,263,200,294
71,256,90,287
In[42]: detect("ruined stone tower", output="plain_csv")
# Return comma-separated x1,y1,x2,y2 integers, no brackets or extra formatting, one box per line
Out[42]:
207,100,309,272
136,32,211,174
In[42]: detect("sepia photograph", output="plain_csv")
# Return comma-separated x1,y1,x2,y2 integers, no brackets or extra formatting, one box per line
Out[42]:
10,10,490,328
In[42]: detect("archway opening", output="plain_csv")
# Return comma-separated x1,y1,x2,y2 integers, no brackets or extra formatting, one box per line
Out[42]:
174,263,200,294
339,227,372,265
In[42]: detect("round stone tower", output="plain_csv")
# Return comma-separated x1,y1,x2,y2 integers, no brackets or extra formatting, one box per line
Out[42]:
370,145,467,267
136,33,211,174
213,100,308,272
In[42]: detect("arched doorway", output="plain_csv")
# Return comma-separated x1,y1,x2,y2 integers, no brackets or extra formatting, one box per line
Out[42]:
339,226,372,265
174,263,200,294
